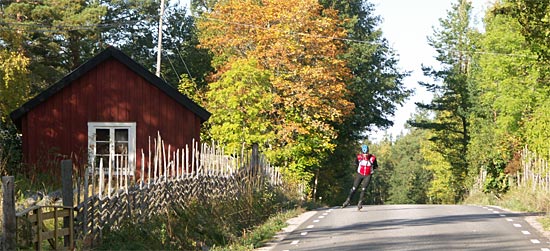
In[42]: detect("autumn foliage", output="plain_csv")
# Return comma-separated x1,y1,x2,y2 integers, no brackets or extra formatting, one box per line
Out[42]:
198,0,354,174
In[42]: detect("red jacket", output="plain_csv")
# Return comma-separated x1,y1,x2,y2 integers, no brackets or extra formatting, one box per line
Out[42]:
356,153,377,176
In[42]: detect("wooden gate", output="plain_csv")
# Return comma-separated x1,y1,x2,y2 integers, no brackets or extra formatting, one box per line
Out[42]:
16,205,74,250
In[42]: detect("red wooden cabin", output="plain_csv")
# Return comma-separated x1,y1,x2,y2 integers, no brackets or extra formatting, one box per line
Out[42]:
10,47,210,177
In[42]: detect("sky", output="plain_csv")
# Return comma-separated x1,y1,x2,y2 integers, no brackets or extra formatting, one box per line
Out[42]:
177,0,491,142
368,0,490,142
368,0,454,142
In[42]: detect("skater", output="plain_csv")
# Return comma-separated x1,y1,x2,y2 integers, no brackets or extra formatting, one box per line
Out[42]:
342,144,378,210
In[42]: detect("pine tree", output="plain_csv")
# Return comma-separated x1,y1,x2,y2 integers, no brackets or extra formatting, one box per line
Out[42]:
0,0,106,88
408,0,478,202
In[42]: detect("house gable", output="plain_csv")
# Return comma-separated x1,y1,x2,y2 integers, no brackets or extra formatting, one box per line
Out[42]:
9,47,210,173
10,46,210,129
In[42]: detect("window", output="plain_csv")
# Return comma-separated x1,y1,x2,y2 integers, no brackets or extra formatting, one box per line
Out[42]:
88,122,136,175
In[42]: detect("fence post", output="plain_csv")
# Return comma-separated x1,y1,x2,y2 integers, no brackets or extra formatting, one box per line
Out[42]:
2,176,16,251
61,160,74,248
251,143,259,177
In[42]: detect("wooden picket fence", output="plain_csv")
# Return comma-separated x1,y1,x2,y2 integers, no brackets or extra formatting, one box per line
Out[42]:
517,146,550,191
3,134,284,249
75,134,282,245
80,135,281,200
473,146,550,192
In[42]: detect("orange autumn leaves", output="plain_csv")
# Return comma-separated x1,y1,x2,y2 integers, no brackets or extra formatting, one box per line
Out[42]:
198,0,354,152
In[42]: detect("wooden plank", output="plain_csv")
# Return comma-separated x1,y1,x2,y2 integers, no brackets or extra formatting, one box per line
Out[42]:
148,136,152,186
38,209,72,220
53,209,58,249
176,148,180,179
36,207,43,251
99,157,104,199
108,151,112,198
83,166,89,235
141,149,145,189
163,139,167,182
69,206,74,250
2,176,16,251
36,227,72,241
61,160,73,247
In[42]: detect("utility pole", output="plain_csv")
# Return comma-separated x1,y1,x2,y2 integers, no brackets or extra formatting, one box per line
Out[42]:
156,0,165,77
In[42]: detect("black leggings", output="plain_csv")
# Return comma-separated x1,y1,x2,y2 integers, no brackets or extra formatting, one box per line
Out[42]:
346,173,372,204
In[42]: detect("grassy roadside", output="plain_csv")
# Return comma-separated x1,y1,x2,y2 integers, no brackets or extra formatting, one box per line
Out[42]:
94,183,308,251
95,204,305,251
210,207,305,251
3,170,308,250
464,187,550,230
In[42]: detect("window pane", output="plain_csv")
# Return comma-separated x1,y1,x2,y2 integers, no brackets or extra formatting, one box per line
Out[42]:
95,155,109,168
115,129,128,141
97,142,110,154
115,143,128,154
88,123,135,175
96,129,110,141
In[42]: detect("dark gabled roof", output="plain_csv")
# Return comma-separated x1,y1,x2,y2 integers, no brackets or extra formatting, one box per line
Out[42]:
10,47,210,128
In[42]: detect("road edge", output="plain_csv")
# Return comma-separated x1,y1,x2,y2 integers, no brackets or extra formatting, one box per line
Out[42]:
489,205,550,242
255,210,318,251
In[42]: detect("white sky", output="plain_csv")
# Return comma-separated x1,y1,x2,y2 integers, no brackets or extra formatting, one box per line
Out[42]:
177,0,492,142
369,0,491,142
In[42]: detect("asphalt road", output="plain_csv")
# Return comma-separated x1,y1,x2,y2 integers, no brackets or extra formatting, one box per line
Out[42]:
260,204,550,251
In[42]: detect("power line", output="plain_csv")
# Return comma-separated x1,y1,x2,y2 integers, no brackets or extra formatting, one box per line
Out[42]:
1,17,541,59
451,50,538,59
0,19,143,30
192,16,544,59
470,50,537,59
164,49,181,83
175,46,193,81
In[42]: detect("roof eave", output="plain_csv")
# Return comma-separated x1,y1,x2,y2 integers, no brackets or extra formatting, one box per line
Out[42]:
9,47,211,128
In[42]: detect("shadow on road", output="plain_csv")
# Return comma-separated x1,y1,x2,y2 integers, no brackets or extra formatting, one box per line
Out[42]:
279,205,546,251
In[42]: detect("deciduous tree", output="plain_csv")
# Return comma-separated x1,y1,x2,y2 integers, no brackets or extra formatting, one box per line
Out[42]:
197,0,354,187
0,50,29,123
316,0,411,204
205,58,274,154
468,3,543,194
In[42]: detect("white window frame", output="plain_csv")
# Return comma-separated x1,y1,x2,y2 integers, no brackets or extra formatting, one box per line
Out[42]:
88,122,136,176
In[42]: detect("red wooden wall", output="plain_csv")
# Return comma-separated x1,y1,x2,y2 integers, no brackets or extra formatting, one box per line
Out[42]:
20,58,201,175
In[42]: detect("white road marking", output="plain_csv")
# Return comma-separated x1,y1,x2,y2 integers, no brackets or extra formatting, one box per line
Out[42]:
313,219,320,223
513,223,522,228
506,218,514,222
522,230,531,235
323,213,329,216
530,239,541,244
291,240,300,245
301,232,308,236
541,248,550,251
307,225,314,229
318,216,325,219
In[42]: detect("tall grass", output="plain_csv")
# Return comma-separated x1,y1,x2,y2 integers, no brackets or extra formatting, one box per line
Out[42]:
466,187,550,212
95,182,300,250
210,208,303,251
465,187,550,230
